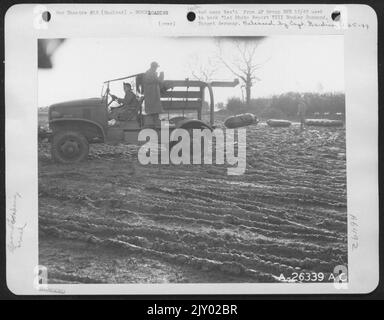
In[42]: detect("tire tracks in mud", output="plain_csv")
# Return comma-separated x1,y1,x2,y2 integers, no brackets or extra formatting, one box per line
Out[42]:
39,125,347,283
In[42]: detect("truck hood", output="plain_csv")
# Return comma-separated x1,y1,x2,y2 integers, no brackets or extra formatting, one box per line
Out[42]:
50,97,104,109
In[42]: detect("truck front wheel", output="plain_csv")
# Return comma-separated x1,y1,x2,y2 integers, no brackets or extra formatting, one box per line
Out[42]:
51,131,89,163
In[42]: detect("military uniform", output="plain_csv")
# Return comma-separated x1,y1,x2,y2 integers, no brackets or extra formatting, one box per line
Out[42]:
110,91,140,121
143,68,163,115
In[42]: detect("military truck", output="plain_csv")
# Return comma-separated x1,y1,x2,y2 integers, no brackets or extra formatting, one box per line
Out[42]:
46,73,238,163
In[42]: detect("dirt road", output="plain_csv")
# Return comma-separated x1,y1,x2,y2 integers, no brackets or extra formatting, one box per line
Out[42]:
39,124,347,283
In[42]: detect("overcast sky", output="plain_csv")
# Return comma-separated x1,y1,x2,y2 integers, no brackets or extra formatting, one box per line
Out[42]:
38,36,344,108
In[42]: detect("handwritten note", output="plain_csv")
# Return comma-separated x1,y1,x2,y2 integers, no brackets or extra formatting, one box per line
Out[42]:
7,193,27,253
350,214,359,251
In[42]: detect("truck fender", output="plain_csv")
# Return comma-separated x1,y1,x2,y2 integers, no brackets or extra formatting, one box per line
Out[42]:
170,119,213,143
176,119,213,131
49,118,106,142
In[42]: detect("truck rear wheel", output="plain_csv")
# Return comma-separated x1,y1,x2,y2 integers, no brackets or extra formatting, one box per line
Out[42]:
51,131,89,163
169,122,210,161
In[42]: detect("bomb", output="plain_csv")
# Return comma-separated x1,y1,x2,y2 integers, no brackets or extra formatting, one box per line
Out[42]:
266,119,292,127
305,119,344,127
224,113,258,128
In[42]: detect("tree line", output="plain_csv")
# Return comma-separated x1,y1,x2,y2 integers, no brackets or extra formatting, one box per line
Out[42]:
218,92,345,120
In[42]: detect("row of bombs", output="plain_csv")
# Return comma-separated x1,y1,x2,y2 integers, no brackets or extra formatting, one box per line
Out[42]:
224,113,344,129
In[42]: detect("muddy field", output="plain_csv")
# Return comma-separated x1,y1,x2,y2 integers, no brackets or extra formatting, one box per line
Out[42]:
38,123,347,284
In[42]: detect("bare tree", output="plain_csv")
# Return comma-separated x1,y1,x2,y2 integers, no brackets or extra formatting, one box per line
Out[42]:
188,54,219,82
187,55,219,113
216,37,267,106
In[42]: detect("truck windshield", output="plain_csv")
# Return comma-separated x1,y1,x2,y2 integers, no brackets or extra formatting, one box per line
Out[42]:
100,82,109,100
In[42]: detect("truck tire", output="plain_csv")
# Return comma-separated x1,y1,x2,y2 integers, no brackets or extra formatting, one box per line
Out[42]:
51,131,89,163
169,121,209,162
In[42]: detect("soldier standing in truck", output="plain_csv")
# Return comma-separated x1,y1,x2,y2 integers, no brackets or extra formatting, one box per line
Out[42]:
143,61,164,125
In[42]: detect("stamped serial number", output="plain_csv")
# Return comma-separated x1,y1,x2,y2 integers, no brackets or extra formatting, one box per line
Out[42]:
278,272,327,282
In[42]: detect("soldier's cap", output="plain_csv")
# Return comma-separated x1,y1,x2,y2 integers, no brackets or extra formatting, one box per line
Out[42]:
123,82,131,87
150,61,160,68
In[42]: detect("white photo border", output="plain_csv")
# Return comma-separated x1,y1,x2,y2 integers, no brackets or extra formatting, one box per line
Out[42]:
5,3,379,294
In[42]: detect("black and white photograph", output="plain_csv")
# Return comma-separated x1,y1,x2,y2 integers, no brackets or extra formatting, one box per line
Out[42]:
37,36,348,284
4,3,379,296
